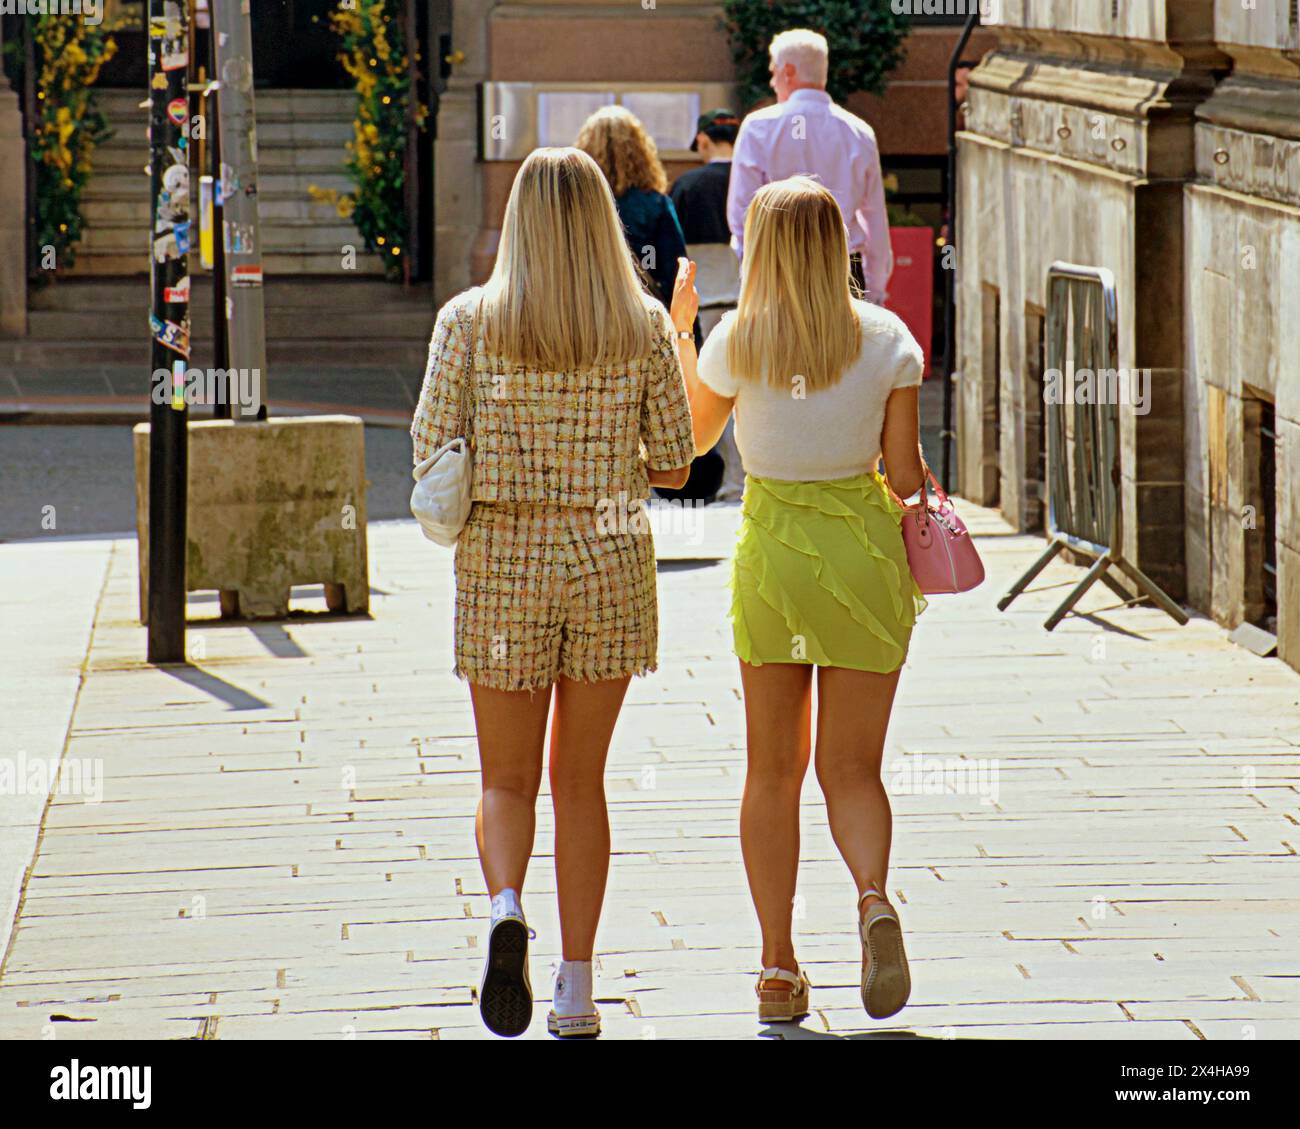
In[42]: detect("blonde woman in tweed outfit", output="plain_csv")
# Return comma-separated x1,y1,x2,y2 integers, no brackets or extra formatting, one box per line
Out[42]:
411,148,695,1039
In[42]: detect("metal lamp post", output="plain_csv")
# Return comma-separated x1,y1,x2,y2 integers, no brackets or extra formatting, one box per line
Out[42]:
146,0,192,663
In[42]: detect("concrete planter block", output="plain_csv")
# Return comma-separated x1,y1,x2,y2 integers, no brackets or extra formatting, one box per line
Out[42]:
132,415,369,621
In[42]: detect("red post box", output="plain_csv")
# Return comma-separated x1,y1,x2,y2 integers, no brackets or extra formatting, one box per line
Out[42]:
884,227,935,378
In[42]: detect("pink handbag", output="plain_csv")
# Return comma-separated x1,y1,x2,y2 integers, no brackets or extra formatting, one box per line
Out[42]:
897,469,985,594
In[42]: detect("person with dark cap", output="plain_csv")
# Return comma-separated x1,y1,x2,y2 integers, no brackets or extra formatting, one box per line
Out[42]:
671,109,741,246
665,110,745,502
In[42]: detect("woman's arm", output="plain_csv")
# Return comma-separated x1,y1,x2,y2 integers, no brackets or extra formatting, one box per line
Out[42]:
680,335,734,457
669,258,734,456
647,465,690,489
639,270,695,491
654,196,689,306
411,300,469,464
881,386,926,500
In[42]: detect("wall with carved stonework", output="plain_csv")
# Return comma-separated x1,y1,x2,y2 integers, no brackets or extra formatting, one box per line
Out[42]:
957,0,1300,669
437,1,994,299
1184,0,1300,667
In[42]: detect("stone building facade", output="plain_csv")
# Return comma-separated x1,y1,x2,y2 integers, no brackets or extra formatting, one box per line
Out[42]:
1,3,991,340
955,0,1299,672
434,0,994,299
1185,3,1299,669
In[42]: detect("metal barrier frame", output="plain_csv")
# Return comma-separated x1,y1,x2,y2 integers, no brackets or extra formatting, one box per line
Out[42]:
997,262,1188,630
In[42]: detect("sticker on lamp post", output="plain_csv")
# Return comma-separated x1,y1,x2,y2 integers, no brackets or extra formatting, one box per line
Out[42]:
170,361,186,411
198,177,214,269
231,263,263,288
150,312,190,357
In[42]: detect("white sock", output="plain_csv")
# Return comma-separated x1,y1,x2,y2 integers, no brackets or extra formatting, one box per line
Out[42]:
554,960,595,1017
490,887,523,921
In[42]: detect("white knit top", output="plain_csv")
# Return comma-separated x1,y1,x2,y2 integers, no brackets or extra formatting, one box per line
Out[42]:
696,300,925,482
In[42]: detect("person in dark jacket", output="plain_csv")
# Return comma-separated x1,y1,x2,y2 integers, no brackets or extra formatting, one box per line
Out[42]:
668,110,744,502
577,106,722,502
670,109,740,247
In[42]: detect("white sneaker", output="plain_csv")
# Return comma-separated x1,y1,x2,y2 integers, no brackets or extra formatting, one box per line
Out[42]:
547,959,601,1038
479,888,533,1037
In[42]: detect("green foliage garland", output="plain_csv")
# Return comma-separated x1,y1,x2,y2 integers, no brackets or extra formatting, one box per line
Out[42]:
312,0,425,279
722,0,911,110
5,16,118,272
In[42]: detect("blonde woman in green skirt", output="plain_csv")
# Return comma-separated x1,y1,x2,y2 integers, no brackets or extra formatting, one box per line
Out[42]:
675,176,928,1024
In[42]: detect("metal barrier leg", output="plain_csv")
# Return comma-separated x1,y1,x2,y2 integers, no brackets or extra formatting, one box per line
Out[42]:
1113,556,1190,626
1099,570,1135,605
1043,554,1112,631
997,540,1065,611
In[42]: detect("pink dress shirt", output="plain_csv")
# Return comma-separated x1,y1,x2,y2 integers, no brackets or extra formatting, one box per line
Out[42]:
726,89,893,304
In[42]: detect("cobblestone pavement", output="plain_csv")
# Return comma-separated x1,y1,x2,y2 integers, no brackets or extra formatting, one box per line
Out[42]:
1,505,1297,1040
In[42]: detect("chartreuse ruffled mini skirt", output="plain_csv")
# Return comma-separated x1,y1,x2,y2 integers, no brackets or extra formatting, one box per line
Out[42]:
731,472,926,673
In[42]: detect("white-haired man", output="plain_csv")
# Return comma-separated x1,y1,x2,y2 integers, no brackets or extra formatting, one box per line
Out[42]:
726,28,894,304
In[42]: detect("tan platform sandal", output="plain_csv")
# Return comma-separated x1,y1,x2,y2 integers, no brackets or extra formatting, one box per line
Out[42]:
859,888,911,1020
756,966,811,1023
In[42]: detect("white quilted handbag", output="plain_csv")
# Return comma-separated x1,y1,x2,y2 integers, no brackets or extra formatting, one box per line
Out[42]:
411,301,479,546
411,437,473,546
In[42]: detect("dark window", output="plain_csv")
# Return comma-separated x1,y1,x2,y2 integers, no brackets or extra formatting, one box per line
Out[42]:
980,284,1001,507
1024,307,1047,531
1260,401,1278,626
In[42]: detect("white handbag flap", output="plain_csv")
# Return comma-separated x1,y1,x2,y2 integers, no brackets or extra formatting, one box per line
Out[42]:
410,438,473,547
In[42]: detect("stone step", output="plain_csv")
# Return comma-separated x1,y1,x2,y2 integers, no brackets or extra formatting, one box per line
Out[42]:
27,306,432,342
83,170,356,198
96,118,354,151
92,141,349,174
63,252,388,277
72,220,372,254
0,338,428,368
87,147,151,175
96,88,356,121
68,87,373,279
254,119,354,146
83,196,355,225
28,277,434,312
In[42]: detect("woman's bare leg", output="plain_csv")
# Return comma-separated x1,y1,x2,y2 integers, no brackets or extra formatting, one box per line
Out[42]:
813,666,903,907
738,660,814,975
548,674,631,961
468,683,552,897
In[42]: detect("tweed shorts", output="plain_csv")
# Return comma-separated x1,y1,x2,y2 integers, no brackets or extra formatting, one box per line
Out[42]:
453,502,659,692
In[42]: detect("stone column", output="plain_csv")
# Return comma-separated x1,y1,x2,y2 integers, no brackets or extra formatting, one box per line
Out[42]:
435,0,497,304
0,23,27,338
1186,0,1300,671
956,1,1221,606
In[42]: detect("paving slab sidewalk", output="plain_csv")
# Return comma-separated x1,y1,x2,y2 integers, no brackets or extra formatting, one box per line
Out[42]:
0,539,113,971
0,506,1297,1041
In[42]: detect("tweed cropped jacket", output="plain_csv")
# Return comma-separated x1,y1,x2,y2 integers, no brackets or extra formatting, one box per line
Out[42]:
411,288,695,507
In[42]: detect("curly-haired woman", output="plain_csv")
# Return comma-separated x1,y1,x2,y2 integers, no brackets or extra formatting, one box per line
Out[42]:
577,105,687,310
579,106,723,502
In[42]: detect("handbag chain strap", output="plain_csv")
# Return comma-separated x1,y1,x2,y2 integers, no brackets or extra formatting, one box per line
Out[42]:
456,298,482,446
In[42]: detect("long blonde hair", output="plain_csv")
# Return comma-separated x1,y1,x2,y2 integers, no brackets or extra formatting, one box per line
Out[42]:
575,106,668,196
481,147,657,370
728,176,862,391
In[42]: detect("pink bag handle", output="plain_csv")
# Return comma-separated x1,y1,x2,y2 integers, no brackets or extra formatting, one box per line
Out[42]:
887,463,947,514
